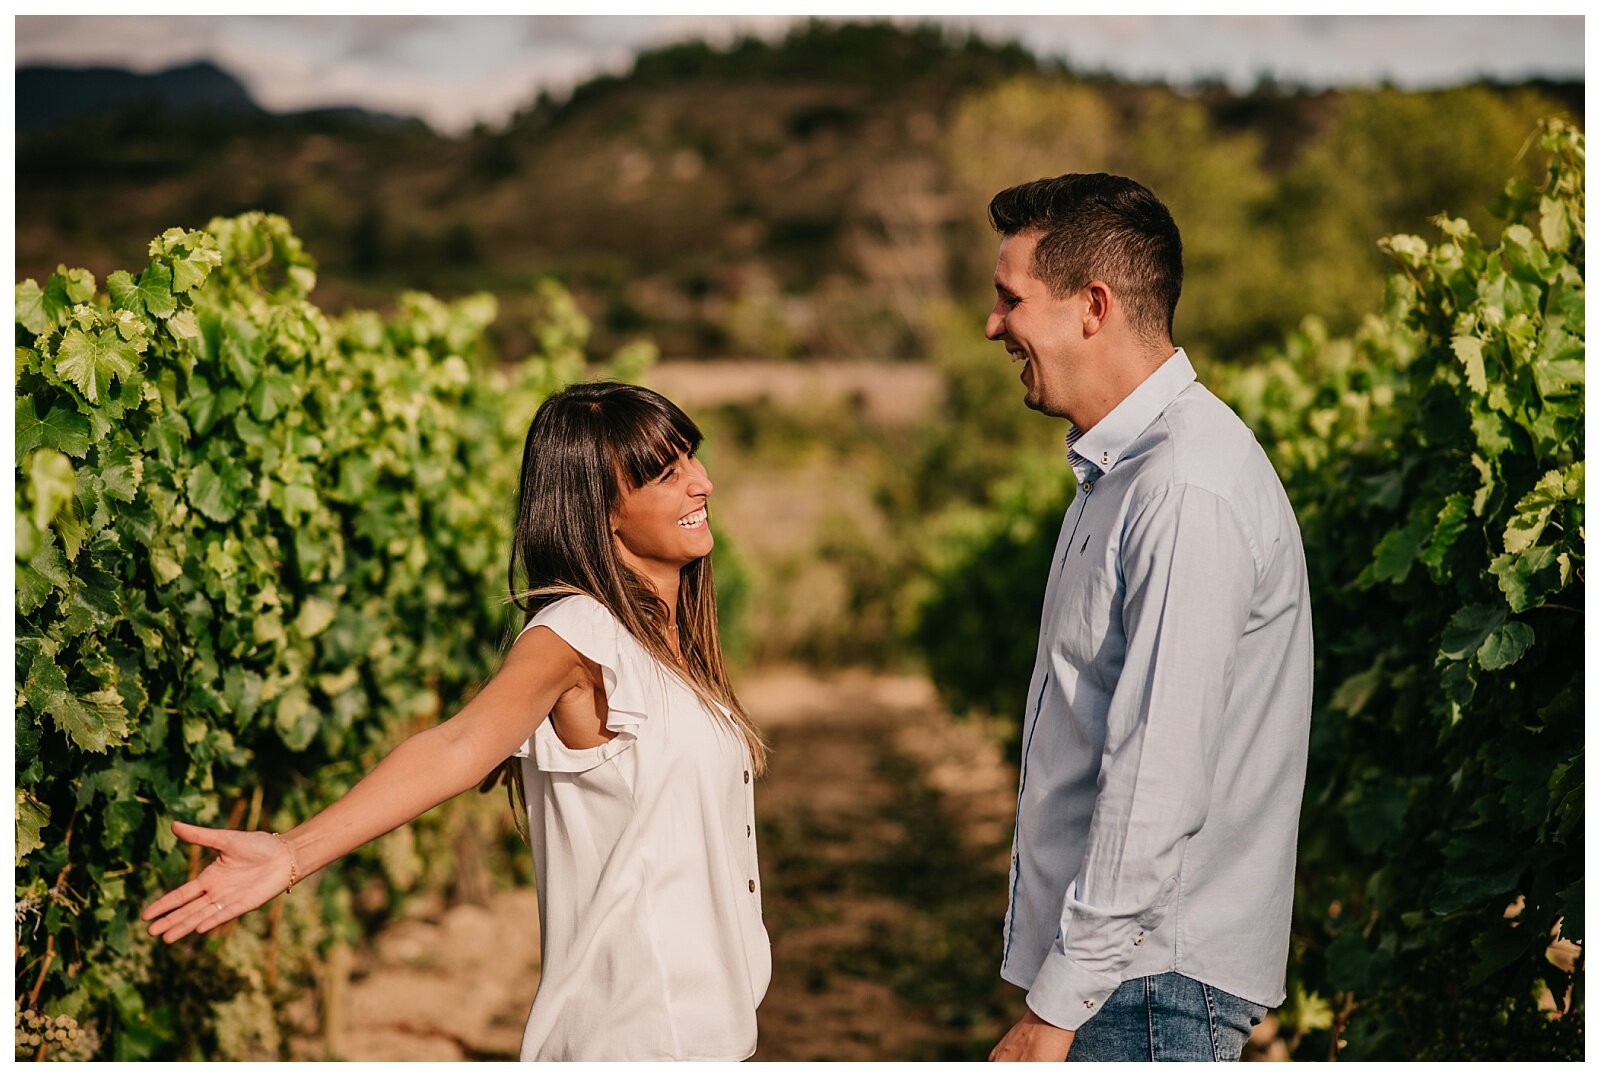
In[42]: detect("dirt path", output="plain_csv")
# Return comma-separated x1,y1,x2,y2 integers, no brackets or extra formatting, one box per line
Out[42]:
296,667,1026,1062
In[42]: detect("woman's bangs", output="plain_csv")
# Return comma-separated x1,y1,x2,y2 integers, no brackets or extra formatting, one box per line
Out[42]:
610,403,701,488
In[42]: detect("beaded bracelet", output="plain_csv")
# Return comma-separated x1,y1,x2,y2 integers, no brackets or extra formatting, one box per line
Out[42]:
270,832,299,894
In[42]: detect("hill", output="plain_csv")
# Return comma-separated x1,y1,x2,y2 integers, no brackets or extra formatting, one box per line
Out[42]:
16,59,424,135
14,21,1584,363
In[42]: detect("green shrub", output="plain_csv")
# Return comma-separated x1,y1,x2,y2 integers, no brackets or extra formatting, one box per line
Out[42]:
1226,119,1584,1061
14,215,654,1058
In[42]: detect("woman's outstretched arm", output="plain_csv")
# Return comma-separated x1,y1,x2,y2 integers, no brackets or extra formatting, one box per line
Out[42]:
140,626,585,941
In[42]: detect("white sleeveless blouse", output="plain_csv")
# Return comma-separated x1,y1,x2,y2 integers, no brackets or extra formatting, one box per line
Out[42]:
510,594,770,1061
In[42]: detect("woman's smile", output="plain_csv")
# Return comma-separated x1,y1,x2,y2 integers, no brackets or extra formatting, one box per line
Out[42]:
611,449,717,585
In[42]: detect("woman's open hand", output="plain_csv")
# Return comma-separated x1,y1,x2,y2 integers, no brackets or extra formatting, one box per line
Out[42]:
140,821,294,942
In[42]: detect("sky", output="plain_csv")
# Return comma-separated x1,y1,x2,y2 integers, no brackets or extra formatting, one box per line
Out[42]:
13,14,1588,135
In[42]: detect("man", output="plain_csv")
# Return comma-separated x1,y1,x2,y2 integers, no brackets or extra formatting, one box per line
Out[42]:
982,173,1313,1062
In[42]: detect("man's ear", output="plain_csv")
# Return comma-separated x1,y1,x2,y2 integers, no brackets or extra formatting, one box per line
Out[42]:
1081,280,1114,339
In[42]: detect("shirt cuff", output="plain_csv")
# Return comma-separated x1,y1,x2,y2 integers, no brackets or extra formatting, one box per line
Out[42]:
1025,950,1124,1032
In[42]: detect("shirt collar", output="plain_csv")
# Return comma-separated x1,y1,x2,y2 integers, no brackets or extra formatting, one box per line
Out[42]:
1066,348,1196,480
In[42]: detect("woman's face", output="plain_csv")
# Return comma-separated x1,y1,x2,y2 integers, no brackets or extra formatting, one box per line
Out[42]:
610,449,715,581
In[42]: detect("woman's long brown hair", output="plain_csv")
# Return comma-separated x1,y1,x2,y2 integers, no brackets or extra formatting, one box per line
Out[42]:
479,382,767,836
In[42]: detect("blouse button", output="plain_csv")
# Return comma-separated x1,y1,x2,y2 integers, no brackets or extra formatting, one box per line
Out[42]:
1081,480,1094,493
748,879,756,893
747,824,752,838
743,770,750,784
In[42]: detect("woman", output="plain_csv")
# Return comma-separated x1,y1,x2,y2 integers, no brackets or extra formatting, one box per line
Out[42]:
141,382,772,1061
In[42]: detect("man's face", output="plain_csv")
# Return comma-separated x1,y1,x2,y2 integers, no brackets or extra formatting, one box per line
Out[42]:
985,230,1088,419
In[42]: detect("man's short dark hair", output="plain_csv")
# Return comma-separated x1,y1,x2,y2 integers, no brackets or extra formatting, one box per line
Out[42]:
988,173,1183,344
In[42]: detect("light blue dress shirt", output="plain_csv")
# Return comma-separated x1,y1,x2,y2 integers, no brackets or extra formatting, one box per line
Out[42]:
1001,348,1314,1031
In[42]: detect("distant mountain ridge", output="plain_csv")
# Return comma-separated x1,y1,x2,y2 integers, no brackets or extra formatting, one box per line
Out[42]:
13,22,1584,366
15,60,423,134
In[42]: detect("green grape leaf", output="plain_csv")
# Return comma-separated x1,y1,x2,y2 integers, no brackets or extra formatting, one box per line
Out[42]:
16,790,49,866
280,483,319,524
318,667,361,697
222,666,264,723
1421,493,1472,572
54,501,90,560
1330,663,1383,717
1440,659,1476,708
16,279,50,334
15,512,42,563
57,265,96,303
1490,546,1562,614
168,309,202,341
1439,604,1506,661
1325,932,1378,993
187,386,245,437
1344,783,1409,856
293,597,338,639
1468,925,1529,985
1534,358,1584,399
54,327,140,404
1555,879,1583,944
1434,830,1527,914
168,242,222,293
1382,233,1429,267
106,269,139,310
186,461,245,523
1469,405,1514,460
1452,336,1488,394
25,449,78,532
1503,465,1582,555
233,410,270,447
222,317,264,386
1477,620,1535,671
1503,516,1554,559
274,686,318,752
23,652,130,753
136,261,178,318
143,408,191,466
1368,517,1430,585
16,398,91,459
16,539,71,615
1539,194,1573,251
253,612,286,647
247,372,298,422
108,308,148,346
98,444,145,503
150,547,184,585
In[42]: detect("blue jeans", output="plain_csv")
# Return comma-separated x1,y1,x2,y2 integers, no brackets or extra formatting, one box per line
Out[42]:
1067,972,1267,1062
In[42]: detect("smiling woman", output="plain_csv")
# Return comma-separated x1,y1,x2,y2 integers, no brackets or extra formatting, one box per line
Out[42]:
141,381,771,1061
610,447,716,592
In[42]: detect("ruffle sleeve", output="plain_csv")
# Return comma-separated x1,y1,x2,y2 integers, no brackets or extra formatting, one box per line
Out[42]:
509,593,660,773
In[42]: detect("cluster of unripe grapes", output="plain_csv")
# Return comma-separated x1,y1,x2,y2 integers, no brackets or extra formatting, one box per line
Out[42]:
14,1006,94,1061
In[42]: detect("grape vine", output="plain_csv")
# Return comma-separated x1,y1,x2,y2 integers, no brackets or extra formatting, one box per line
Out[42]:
914,119,1584,1059
15,213,652,1059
